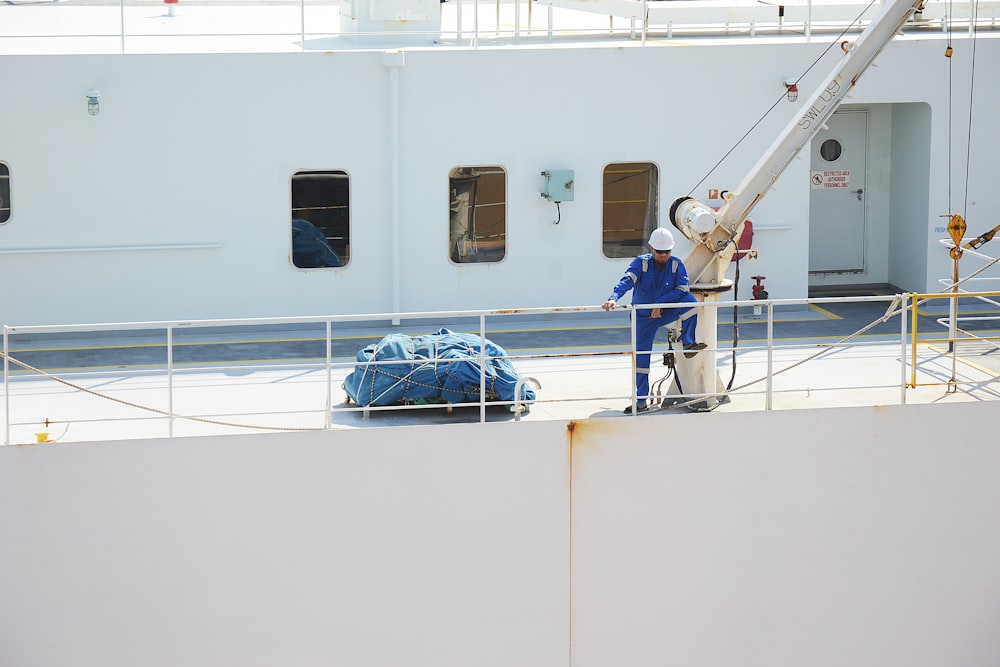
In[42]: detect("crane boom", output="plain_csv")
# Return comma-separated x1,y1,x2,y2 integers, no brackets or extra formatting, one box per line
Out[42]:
663,0,927,410
670,0,926,289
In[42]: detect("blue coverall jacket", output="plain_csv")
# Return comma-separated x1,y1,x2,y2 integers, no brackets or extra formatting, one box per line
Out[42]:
609,254,697,319
608,253,699,405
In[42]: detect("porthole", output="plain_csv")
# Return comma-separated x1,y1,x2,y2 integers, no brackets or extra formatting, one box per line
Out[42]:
820,139,843,162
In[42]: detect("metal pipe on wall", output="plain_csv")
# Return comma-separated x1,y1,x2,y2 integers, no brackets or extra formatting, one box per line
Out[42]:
384,51,405,323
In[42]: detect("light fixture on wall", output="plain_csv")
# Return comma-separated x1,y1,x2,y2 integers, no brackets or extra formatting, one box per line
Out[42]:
784,80,798,103
86,90,101,116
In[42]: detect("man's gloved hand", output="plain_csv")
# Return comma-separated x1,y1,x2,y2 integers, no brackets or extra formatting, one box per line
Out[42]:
602,299,616,312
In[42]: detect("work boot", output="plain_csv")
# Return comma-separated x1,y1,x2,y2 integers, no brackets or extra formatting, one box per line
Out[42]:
683,342,707,358
623,404,649,415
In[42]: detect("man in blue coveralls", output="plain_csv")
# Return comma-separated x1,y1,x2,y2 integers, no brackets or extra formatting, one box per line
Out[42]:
602,227,705,413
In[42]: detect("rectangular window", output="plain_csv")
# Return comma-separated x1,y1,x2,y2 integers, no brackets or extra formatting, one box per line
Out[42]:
291,170,349,268
603,162,658,258
0,163,9,224
449,166,506,264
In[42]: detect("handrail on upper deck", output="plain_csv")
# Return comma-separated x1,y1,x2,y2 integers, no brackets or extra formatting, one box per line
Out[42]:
1,0,996,55
3,292,999,444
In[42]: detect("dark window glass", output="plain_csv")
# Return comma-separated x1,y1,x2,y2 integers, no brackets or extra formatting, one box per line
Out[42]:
291,170,349,268
603,162,658,258
0,163,9,224
449,166,506,264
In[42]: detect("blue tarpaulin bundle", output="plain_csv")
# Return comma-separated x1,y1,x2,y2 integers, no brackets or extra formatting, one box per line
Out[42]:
343,328,536,407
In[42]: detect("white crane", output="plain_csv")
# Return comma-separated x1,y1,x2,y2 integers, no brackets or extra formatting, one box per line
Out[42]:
668,0,927,408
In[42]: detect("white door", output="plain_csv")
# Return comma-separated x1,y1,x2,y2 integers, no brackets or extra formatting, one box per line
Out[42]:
808,110,869,273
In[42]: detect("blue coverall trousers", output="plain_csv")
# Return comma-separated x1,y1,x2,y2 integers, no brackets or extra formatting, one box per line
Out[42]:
634,293,698,406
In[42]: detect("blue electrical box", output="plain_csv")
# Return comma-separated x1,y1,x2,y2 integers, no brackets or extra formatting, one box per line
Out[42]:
541,170,575,202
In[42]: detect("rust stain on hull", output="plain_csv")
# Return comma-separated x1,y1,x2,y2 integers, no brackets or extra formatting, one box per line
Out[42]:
566,417,620,447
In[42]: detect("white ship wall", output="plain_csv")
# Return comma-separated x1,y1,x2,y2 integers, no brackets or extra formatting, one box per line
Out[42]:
2,402,1000,666
0,35,996,326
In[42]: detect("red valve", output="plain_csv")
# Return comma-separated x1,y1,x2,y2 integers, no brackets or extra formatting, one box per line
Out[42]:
751,275,769,300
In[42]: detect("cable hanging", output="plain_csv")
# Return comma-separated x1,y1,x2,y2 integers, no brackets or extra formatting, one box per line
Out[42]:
962,0,980,219
687,0,881,198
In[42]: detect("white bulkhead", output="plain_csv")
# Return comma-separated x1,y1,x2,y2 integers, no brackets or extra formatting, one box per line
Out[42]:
0,32,996,326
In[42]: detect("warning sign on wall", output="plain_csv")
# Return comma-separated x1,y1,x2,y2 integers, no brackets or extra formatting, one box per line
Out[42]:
810,170,851,189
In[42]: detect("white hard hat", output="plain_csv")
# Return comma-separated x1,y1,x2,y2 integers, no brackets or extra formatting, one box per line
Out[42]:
648,227,675,251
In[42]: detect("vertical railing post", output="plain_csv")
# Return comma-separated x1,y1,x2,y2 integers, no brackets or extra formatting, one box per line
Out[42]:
120,0,125,54
479,314,487,422
473,0,480,47
325,320,333,429
899,294,908,404
641,0,647,44
629,309,638,414
765,301,774,410
949,265,960,386
910,293,919,389
514,0,521,41
301,0,307,52
3,326,9,446
166,326,175,437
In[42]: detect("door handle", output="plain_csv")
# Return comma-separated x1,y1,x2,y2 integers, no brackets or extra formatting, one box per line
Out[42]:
855,188,864,200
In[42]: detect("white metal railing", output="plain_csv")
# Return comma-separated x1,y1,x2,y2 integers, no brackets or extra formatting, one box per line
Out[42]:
3,293,999,444
1,0,996,55
937,240,1000,338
